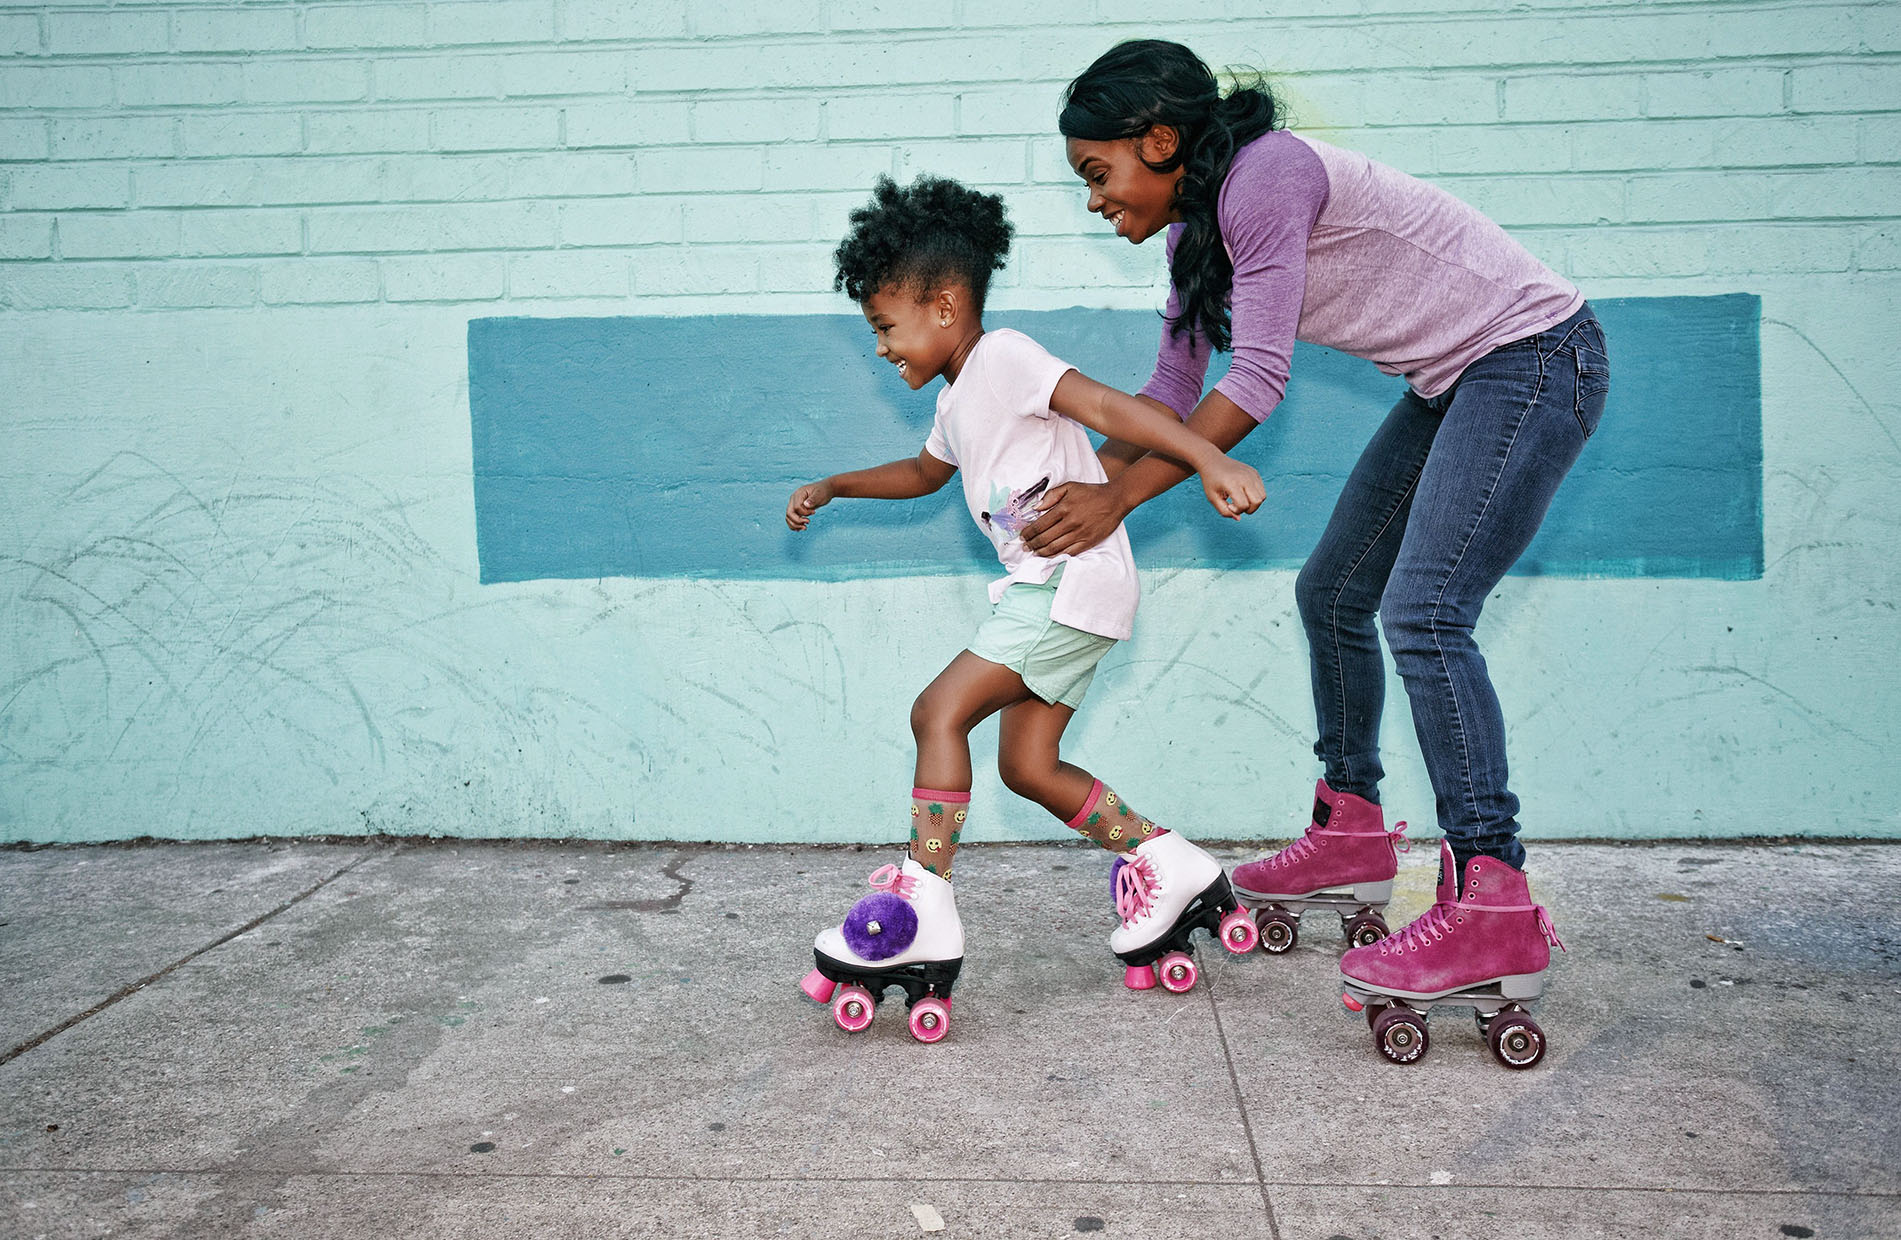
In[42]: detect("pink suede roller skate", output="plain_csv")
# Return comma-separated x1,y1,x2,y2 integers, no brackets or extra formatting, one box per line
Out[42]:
800,859,963,1043
1339,840,1565,1069
1109,832,1259,993
1231,780,1409,954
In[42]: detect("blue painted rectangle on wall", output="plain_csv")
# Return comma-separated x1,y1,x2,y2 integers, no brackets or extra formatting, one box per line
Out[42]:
468,295,1761,584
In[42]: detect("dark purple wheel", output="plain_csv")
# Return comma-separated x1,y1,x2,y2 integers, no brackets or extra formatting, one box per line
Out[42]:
1372,1005,1429,1065
1487,1011,1545,1069
1343,912,1389,949
1255,909,1299,955
1364,1000,1387,1030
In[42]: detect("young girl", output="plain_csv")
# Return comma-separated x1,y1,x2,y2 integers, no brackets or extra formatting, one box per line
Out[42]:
788,174,1266,1042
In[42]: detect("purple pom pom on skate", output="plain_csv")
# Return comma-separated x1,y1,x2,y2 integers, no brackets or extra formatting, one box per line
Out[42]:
843,892,917,961
1109,855,1127,904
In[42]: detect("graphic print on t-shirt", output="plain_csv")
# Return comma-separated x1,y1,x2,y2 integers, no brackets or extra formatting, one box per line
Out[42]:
979,476,1050,543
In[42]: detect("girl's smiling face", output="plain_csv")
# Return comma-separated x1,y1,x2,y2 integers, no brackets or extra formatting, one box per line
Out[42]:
1065,126,1184,245
862,284,960,389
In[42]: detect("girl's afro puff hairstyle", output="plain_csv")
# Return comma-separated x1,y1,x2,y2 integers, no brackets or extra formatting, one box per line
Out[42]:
833,175,1013,313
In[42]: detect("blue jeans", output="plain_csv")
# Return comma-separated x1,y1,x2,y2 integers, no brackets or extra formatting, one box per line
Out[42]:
1295,303,1609,872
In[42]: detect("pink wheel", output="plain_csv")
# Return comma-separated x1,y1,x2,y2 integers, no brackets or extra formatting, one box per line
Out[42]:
1157,950,1198,994
831,983,875,1033
1123,964,1157,991
800,968,837,1005
907,996,951,1044
1219,907,1259,954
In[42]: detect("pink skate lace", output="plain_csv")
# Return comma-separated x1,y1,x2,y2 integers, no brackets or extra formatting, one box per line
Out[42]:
867,864,917,900
1270,819,1410,869
1113,855,1158,927
1378,900,1457,955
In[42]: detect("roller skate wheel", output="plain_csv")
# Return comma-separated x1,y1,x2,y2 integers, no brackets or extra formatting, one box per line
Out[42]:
1372,1005,1429,1064
908,996,951,1044
1158,950,1198,994
1342,912,1389,949
1219,906,1260,954
800,968,837,1005
831,984,875,1034
1487,1011,1546,1070
1124,964,1157,991
1255,909,1299,955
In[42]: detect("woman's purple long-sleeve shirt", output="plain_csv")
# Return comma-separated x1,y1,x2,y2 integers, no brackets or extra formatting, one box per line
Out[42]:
1140,130,1585,422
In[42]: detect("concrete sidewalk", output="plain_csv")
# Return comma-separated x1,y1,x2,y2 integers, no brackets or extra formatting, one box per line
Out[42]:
0,839,1896,1239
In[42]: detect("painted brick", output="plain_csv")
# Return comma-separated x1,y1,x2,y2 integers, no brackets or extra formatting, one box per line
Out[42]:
506,249,630,297
383,253,506,300
304,5,430,50
1790,63,1901,115
46,11,170,56
681,193,815,244
1771,169,1901,220
428,1,555,46
179,211,304,257
1289,72,1499,128
961,0,1107,25
558,197,681,246
0,264,134,310
1016,236,1162,291
9,165,130,210
1702,224,1855,276
565,100,688,149
52,117,177,161
628,37,1024,93
1570,120,1716,172
0,214,54,259
244,58,371,104
1552,228,1710,279
831,1,954,31
260,258,381,304
693,98,821,144
894,139,1027,186
956,87,1059,138
136,264,259,308
58,211,182,259
136,159,382,208
1713,117,1861,169
1449,174,1625,227
116,62,246,109
829,92,955,142
374,54,505,100
630,244,757,296
0,66,114,110
1004,186,1094,237
637,145,764,192
1627,173,1774,223
688,3,824,38
171,8,300,53
762,143,893,192
500,49,626,98
1,12,37,55
1503,73,1645,124
506,151,636,197
1858,227,1899,271
307,201,556,252
1644,68,1787,119
1433,125,1574,175
434,105,561,151
561,0,688,41
176,113,303,160
0,119,50,160
306,109,433,154
1863,116,1901,164
382,152,510,201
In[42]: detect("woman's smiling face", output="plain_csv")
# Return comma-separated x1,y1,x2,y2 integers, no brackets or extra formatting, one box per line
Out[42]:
1065,126,1184,245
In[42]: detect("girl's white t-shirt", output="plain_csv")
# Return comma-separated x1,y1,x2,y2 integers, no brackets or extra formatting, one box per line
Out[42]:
923,329,1139,641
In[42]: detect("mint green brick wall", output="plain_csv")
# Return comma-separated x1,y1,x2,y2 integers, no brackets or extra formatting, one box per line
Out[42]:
2,2,1897,843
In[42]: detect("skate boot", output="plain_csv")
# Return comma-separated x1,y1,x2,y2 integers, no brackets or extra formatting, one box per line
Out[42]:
1231,780,1409,954
800,859,963,1043
1108,832,1259,993
1339,840,1565,1069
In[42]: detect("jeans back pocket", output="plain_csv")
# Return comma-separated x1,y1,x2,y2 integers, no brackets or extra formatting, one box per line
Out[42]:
1571,324,1609,439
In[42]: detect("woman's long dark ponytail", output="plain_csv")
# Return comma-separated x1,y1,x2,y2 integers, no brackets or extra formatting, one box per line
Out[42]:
1060,40,1280,353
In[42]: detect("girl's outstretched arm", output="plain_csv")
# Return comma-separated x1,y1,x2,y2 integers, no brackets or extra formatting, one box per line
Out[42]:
786,449,957,530
1048,371,1265,520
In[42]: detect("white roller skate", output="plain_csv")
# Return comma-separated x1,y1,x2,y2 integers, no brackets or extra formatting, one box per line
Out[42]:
799,859,964,1043
1109,832,1258,993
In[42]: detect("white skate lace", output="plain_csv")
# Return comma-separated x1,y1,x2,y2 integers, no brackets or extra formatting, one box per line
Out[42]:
1113,854,1158,927
866,864,917,900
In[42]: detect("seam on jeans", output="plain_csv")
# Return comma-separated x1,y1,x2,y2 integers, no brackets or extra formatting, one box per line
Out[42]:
1425,350,1545,844
1327,409,1430,792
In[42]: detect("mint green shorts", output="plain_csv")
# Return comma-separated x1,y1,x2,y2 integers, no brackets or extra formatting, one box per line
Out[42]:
967,572,1118,710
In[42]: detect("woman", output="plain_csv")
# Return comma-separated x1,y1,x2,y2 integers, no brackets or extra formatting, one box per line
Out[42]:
1029,40,1596,1044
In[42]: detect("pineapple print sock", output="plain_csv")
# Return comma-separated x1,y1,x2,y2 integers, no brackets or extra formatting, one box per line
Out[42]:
1062,779,1167,854
909,787,970,879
